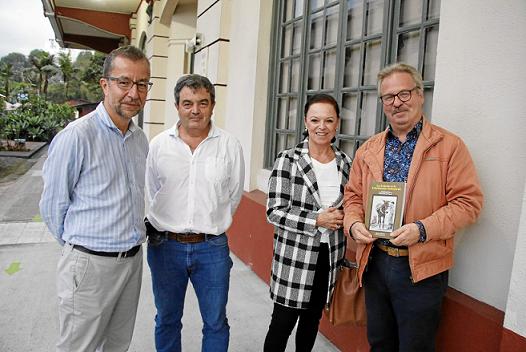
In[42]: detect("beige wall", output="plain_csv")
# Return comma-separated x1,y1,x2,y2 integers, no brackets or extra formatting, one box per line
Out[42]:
193,0,231,128
163,2,197,128
223,0,273,191
132,0,198,140
433,0,526,337
130,0,526,341
131,0,238,137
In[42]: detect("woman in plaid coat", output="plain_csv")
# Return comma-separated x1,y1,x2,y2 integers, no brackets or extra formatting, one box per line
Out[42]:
263,94,352,351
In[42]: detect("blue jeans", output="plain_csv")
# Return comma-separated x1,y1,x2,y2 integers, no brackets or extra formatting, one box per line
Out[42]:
364,246,449,352
147,233,233,352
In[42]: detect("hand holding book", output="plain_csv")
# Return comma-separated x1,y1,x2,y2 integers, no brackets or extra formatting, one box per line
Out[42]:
348,222,376,244
389,223,420,246
364,181,407,239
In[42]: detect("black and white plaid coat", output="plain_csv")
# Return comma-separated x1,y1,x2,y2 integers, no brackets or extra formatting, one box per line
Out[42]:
266,138,352,309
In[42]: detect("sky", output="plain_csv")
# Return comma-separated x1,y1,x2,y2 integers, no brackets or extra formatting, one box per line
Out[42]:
0,0,82,59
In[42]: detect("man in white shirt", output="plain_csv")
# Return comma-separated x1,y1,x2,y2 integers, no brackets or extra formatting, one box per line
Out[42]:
145,74,245,352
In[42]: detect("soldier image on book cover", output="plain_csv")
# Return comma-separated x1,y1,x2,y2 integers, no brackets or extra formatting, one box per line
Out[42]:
364,181,406,239
370,195,397,233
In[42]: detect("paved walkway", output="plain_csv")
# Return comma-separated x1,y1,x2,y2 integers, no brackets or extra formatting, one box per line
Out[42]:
0,150,339,351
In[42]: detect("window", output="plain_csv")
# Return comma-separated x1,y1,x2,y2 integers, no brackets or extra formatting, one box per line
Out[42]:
265,0,440,166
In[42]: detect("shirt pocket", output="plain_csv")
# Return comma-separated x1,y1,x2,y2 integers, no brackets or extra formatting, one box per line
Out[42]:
204,156,229,185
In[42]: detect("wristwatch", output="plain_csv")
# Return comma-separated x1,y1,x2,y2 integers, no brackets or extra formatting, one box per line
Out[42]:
415,220,427,243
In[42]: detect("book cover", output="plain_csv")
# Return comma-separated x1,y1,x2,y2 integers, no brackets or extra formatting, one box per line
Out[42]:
364,181,406,239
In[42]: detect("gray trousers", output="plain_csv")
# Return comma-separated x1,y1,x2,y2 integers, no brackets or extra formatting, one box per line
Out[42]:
56,243,143,352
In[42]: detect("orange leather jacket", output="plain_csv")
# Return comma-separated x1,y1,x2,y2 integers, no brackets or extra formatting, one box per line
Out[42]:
343,119,483,283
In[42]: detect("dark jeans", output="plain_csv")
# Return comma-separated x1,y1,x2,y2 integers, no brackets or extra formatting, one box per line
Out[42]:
364,246,449,352
263,244,329,352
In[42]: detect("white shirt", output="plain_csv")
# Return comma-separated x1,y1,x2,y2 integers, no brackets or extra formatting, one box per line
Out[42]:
311,158,339,243
146,122,245,235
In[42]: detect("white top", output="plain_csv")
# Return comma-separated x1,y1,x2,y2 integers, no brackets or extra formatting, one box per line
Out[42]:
311,157,339,243
146,122,245,235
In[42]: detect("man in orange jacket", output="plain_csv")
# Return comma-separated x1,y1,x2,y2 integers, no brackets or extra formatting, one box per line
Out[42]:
343,63,483,352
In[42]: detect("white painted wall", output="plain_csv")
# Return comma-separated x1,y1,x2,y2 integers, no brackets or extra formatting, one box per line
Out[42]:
433,0,526,320
223,0,273,191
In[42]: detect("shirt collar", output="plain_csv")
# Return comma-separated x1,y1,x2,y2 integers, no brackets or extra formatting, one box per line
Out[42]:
96,102,138,135
387,118,423,141
169,120,218,139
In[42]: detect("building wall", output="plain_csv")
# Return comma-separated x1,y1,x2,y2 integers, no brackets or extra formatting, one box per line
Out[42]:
223,0,273,191
130,0,526,348
433,0,526,328
194,0,231,128
505,179,526,338
162,2,197,129
139,1,170,139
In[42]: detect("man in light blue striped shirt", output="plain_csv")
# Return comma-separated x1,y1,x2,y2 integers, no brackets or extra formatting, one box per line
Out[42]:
40,45,151,352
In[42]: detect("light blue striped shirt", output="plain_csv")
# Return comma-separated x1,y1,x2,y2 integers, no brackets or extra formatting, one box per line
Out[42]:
39,102,148,252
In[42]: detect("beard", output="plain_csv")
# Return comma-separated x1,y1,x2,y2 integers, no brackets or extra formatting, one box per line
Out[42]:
114,99,143,120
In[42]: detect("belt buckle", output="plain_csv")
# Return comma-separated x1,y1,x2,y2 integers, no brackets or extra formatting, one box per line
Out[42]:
118,246,137,258
389,247,401,257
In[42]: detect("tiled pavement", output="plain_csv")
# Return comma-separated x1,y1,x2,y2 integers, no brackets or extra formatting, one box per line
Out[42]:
0,150,340,351
0,221,54,245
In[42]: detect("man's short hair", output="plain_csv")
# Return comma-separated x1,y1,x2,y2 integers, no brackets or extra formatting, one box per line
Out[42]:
102,45,150,77
174,74,215,105
377,63,424,95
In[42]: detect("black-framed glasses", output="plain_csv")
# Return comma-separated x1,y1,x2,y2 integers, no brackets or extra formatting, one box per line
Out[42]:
105,77,153,92
379,86,418,105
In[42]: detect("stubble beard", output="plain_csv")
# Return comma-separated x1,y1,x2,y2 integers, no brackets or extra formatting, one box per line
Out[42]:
115,100,142,120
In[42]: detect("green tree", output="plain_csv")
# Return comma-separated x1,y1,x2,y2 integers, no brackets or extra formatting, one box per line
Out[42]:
77,51,105,102
28,50,57,96
42,64,59,99
0,62,13,99
1,49,105,103
58,51,74,99
0,53,30,82
0,94,5,114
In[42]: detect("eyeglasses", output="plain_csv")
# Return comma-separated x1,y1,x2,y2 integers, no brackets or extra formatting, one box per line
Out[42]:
379,86,418,105
105,77,153,92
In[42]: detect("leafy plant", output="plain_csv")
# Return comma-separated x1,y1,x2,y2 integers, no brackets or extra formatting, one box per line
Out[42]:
0,95,75,148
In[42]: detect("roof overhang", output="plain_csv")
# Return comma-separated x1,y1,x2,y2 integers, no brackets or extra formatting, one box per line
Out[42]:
40,0,144,53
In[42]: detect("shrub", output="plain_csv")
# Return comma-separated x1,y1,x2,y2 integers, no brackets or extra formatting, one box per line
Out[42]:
1,95,75,145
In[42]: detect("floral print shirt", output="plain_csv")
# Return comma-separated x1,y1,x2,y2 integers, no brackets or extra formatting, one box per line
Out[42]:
380,119,423,247
383,119,423,182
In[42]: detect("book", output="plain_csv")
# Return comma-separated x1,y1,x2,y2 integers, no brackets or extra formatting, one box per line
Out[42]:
364,181,406,239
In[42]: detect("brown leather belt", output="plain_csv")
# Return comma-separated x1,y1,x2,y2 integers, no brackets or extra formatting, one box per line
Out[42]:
376,243,409,257
167,232,208,243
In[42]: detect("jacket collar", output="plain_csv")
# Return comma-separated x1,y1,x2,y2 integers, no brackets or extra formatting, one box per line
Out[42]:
406,118,444,190
292,138,348,208
360,117,444,182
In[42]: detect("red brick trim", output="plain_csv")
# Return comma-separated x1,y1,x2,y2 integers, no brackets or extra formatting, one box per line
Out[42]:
229,192,526,352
